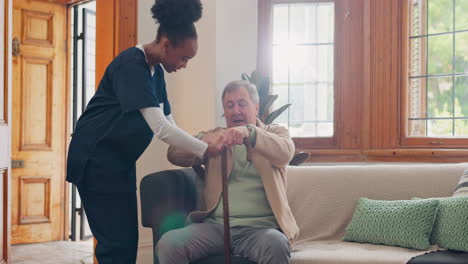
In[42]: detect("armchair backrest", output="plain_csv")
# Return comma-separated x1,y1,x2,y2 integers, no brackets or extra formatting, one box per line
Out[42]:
140,168,199,241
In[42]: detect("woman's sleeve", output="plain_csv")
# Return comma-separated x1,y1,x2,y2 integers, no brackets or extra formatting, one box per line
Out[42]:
166,114,177,126
139,107,207,158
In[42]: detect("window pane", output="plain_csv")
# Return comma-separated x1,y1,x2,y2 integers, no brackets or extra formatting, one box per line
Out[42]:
273,5,289,44
317,122,334,137
455,32,468,73
410,37,427,77
455,120,468,137
272,46,289,84
410,0,427,37
290,46,334,84
408,78,426,119
288,82,333,138
427,119,453,136
271,2,334,138
455,76,468,118
408,119,426,136
407,0,467,139
427,77,453,118
428,0,453,34
288,45,333,138
290,3,334,44
428,34,453,75
455,0,468,31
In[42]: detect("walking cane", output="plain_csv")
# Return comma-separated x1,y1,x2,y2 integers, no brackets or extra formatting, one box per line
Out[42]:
222,137,252,264
221,145,231,264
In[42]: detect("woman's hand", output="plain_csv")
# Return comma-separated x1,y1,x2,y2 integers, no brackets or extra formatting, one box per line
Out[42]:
201,131,226,158
201,126,250,158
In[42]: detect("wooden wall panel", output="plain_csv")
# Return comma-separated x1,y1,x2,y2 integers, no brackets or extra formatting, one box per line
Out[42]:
20,56,52,150
96,0,115,85
22,10,54,47
96,0,137,89
338,0,363,149
19,176,50,224
366,0,392,149
117,0,137,55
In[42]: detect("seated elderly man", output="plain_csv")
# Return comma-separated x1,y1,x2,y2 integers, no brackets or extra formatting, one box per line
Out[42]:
157,80,299,264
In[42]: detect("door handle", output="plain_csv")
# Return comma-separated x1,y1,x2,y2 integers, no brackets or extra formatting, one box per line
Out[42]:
12,160,24,169
12,37,21,57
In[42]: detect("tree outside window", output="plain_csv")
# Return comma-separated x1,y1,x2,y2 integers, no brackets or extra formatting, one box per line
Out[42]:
408,0,468,138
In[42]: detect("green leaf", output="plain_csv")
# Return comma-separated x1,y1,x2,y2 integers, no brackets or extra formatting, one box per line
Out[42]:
259,94,278,117
265,104,291,125
241,73,251,81
258,78,270,98
250,70,259,85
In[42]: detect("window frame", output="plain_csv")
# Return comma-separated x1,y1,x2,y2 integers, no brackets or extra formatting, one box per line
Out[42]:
399,0,468,149
258,0,341,149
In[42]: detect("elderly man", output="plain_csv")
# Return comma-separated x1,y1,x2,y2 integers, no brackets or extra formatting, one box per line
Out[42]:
157,80,299,264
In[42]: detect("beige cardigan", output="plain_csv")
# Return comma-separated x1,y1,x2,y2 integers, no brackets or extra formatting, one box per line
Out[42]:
167,120,300,243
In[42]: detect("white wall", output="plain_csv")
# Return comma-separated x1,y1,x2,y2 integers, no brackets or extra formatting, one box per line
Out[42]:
136,0,257,263
215,0,258,126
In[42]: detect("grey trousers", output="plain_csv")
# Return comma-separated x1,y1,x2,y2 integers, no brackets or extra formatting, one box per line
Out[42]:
157,222,291,264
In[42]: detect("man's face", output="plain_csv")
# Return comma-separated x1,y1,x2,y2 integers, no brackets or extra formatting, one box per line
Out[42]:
223,86,259,128
162,37,198,73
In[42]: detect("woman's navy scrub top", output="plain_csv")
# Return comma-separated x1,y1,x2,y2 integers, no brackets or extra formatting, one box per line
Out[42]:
66,47,171,193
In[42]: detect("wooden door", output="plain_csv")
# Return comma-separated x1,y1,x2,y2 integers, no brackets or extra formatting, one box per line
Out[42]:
1,0,12,261
11,0,68,244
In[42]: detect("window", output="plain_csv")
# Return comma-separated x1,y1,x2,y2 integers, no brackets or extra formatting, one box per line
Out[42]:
407,0,468,138
271,1,335,138
259,0,468,161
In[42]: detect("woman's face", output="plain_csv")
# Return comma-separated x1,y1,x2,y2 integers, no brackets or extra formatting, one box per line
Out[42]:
162,37,198,73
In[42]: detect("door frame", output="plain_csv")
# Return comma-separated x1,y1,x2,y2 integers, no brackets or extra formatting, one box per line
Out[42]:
61,0,137,245
2,0,12,262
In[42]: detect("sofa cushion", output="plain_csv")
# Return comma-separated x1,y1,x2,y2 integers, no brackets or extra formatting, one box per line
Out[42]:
452,169,468,197
291,240,437,264
425,197,468,252
343,198,439,250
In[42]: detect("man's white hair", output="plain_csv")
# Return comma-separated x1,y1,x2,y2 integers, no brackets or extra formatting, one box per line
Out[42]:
222,80,259,104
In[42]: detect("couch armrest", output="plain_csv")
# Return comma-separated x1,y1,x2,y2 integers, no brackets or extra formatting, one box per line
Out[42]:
140,168,199,237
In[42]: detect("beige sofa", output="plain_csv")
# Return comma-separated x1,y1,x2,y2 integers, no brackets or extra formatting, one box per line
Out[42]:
287,163,468,264
140,162,468,264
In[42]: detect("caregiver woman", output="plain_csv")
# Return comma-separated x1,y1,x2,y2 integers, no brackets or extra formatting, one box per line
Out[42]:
66,0,222,263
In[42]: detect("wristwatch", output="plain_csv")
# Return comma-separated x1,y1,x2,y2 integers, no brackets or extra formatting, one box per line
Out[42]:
246,124,254,135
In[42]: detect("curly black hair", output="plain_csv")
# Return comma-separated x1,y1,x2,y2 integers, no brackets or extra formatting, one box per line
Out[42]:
151,0,203,47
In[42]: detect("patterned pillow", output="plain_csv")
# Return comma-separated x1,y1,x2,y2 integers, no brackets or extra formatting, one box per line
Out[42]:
428,197,468,252
453,169,468,197
343,198,439,250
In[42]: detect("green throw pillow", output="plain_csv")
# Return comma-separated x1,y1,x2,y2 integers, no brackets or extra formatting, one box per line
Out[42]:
343,197,439,250
413,197,468,252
